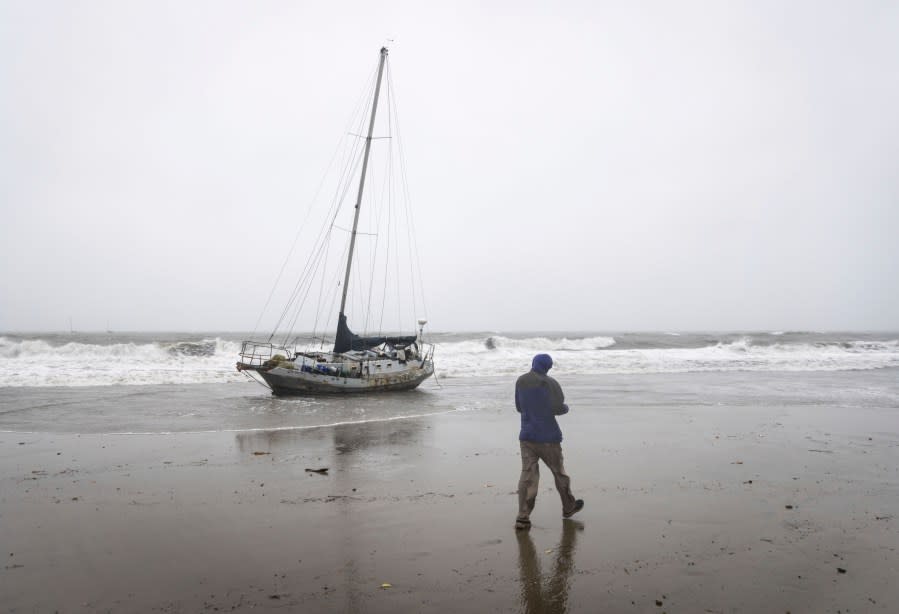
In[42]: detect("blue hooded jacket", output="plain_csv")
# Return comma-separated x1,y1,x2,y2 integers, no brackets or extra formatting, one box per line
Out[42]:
516,354,570,443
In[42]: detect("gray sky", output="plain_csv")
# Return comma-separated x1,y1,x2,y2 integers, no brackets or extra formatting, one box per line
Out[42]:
2,0,898,333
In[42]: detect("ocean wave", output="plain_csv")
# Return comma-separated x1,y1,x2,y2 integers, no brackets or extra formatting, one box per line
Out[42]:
436,335,899,378
0,337,245,387
482,335,616,351
1,333,898,387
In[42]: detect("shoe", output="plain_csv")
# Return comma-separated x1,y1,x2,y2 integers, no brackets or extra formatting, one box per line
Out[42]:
563,499,584,518
515,519,531,530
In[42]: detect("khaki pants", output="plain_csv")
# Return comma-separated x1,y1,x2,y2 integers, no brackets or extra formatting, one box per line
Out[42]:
517,441,577,521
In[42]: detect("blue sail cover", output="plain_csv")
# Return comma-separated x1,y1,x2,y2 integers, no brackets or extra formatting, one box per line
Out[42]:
334,313,417,353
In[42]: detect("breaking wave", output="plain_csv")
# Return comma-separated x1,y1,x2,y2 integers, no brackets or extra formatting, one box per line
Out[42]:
0,336,244,387
1,333,898,387
435,335,899,378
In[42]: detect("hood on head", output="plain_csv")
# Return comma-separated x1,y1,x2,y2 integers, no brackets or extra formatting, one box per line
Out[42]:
531,353,553,374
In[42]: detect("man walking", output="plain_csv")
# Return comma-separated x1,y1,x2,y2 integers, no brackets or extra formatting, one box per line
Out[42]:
515,353,584,530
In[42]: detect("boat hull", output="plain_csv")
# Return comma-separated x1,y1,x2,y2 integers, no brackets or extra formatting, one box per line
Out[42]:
255,363,434,395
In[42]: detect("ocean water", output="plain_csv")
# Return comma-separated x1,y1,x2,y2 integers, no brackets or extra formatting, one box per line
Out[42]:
1,331,897,434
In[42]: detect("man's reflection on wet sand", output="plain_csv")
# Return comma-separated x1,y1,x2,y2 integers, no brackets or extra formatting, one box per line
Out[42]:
517,520,582,614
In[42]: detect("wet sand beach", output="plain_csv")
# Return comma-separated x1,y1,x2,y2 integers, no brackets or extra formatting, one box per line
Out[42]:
2,375,897,613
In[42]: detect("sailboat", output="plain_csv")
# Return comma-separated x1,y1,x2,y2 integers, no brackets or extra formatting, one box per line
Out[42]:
236,47,435,395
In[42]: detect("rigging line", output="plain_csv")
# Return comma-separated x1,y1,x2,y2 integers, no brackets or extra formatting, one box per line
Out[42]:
270,222,332,340
281,155,360,346
390,69,429,320
269,61,378,339
253,121,347,341
386,69,418,321
429,350,443,389
308,227,333,345
397,137,419,322
278,231,334,346
242,370,272,390
357,53,394,338
270,122,367,338
389,72,406,334
277,160,353,339
361,171,377,335
309,232,347,343
333,224,378,236
386,67,398,334
364,143,391,336
381,177,395,337
269,159,359,339
256,65,379,341
320,240,347,346
345,158,380,336
358,132,392,336
301,71,380,332
368,124,399,337
374,68,399,336
353,201,373,336
348,133,392,140
382,73,399,336
376,145,394,337
306,123,370,344
358,129,386,334
315,230,349,335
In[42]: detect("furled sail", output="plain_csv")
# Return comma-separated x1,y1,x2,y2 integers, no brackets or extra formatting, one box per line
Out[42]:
334,313,417,353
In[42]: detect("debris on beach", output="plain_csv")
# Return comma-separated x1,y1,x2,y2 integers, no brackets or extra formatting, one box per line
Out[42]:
252,451,271,456
380,583,392,589
785,505,794,509
837,567,847,574
305,467,329,474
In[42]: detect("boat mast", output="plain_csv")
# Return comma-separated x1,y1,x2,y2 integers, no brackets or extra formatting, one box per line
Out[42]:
338,46,388,318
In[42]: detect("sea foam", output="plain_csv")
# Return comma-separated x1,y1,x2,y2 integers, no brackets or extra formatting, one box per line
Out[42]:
0,336,244,387
1,334,897,387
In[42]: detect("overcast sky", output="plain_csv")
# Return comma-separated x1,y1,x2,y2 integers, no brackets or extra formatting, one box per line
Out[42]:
2,0,897,333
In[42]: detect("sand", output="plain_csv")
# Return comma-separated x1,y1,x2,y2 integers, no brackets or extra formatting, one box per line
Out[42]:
2,392,897,613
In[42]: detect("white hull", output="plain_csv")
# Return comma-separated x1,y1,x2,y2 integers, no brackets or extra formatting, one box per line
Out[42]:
238,345,435,395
